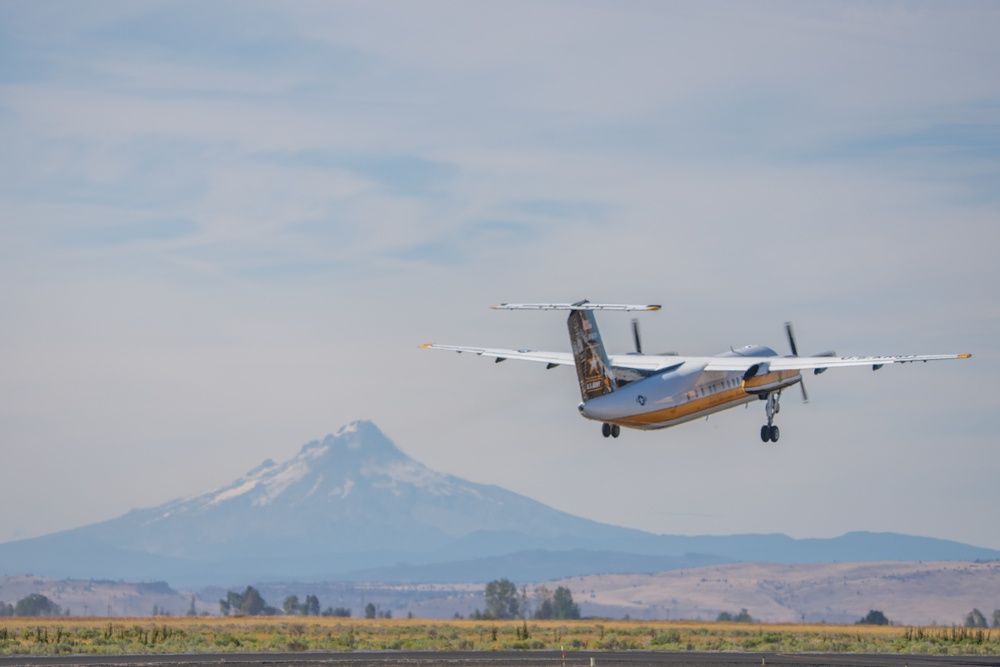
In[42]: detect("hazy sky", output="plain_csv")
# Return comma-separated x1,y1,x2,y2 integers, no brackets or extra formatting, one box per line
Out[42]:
2,2,998,554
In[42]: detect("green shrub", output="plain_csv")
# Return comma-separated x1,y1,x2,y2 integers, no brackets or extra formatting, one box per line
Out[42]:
651,629,681,645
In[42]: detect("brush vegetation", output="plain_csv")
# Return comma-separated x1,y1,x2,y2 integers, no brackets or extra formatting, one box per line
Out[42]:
1,617,998,656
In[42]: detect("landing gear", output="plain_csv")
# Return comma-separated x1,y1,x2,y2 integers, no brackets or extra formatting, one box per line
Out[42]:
601,423,620,438
760,392,782,442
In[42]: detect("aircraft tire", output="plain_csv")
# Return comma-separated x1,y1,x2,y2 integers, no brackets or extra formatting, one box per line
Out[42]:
770,425,780,442
602,423,611,438
611,424,621,438
760,425,770,442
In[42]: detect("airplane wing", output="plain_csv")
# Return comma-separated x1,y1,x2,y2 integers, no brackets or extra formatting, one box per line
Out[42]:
749,353,971,372
425,345,970,372
421,343,574,367
609,353,971,373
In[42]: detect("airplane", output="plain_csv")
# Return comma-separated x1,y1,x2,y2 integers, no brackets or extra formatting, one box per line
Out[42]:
422,300,971,441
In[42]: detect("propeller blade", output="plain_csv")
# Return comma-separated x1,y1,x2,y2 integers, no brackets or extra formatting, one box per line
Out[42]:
631,318,643,354
784,321,800,357
785,322,810,403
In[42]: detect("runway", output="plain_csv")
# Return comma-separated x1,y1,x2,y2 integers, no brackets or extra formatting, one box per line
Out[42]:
1,651,998,667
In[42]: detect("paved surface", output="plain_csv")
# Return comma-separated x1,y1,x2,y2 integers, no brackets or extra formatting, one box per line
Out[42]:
2,652,999,667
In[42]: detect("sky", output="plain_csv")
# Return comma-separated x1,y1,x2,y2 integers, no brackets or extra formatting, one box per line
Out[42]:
1,1,999,554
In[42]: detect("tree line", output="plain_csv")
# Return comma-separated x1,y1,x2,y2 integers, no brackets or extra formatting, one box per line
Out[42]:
218,586,362,618
466,578,580,620
964,608,1000,628
6,587,998,625
857,608,1000,628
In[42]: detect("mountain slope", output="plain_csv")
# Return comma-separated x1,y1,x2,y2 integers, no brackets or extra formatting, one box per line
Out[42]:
0,420,996,587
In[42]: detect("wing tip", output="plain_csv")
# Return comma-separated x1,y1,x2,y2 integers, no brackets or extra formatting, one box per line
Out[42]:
420,343,434,348
959,353,972,359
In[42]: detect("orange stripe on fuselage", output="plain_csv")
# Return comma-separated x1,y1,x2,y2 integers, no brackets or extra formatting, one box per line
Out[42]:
612,370,801,428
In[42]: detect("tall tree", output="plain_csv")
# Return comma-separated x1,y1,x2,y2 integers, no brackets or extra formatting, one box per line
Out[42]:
533,586,554,620
220,590,244,616
484,578,520,619
551,587,581,620
283,595,301,615
219,586,269,616
965,608,988,628
242,587,266,616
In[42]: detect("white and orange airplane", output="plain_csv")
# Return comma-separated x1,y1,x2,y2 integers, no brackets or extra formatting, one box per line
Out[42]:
423,300,971,441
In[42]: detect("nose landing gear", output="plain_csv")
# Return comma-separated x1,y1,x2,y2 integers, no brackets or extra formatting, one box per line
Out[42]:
602,423,621,438
760,391,781,442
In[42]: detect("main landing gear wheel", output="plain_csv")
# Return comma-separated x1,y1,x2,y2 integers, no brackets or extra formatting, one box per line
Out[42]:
760,392,782,443
601,423,621,438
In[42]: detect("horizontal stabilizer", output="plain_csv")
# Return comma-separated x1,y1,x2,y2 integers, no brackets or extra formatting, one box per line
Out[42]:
493,301,661,312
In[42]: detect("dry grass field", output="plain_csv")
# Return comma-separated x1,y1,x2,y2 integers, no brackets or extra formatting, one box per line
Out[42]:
1,617,998,657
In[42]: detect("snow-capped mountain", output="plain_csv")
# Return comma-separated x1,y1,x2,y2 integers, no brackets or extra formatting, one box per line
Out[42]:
111,420,642,559
0,421,651,584
2,421,997,587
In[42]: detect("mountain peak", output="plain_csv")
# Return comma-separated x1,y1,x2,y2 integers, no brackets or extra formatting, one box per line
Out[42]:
295,419,410,470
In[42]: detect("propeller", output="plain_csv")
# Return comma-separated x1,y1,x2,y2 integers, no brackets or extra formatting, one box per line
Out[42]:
783,322,839,402
784,322,809,403
631,318,643,354
784,322,800,357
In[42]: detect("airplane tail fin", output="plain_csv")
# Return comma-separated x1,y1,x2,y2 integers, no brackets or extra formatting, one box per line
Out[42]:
568,308,616,401
492,301,661,403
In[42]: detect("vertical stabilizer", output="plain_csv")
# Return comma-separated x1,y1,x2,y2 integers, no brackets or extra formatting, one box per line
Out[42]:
568,308,615,401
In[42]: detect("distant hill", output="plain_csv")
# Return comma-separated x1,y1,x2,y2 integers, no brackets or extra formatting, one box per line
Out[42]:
0,420,997,587
5,560,999,625
548,560,1000,625
0,575,211,617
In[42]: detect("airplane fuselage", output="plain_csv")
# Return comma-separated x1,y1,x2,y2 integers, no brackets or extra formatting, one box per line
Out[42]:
579,345,803,430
